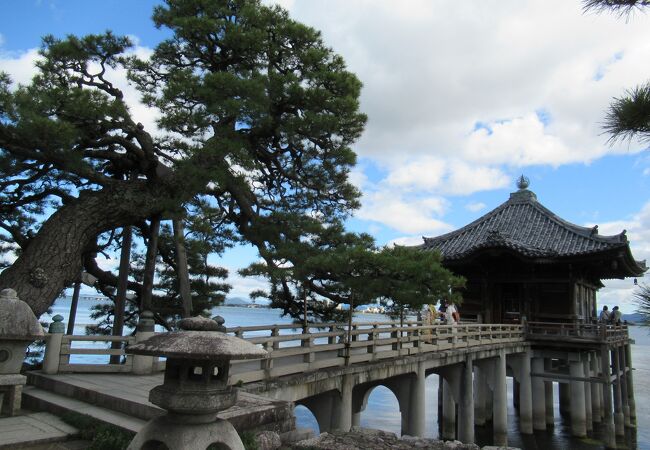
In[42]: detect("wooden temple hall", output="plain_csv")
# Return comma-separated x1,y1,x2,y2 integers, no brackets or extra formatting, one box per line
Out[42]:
421,177,646,325
419,177,646,446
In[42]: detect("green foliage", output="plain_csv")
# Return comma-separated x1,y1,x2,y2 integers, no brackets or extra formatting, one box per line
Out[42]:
634,284,650,325
603,82,650,145
244,214,464,324
0,0,367,316
584,0,650,146
61,412,134,450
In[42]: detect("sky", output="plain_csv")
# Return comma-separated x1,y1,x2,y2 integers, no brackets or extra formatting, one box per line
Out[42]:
1,0,649,312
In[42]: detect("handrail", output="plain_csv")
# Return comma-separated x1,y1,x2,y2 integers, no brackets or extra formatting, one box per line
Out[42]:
44,321,629,378
526,321,629,343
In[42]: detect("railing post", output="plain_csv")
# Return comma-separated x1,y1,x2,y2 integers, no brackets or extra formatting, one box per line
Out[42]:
367,325,377,354
328,325,336,345
43,315,65,375
271,326,280,351
302,334,314,363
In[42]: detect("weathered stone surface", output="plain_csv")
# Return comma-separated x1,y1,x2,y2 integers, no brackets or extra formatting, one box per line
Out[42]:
126,329,268,360
290,427,485,450
178,316,221,331
0,288,44,338
255,430,282,450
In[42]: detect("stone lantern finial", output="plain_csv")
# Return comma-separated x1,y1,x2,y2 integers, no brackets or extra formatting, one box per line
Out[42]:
516,175,530,190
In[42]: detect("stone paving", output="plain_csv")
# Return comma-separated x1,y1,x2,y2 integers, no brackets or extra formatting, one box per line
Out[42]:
0,411,78,449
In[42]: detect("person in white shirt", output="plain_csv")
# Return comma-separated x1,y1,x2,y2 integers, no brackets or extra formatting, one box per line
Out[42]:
446,302,459,325
599,305,611,323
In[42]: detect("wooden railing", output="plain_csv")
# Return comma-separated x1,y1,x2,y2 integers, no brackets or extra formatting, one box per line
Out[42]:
526,321,629,344
227,323,524,384
41,321,524,376
57,334,136,373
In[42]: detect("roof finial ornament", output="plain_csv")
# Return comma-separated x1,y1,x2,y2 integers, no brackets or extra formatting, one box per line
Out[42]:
516,175,530,190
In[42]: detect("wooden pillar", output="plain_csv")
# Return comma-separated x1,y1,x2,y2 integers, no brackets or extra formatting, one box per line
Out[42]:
66,279,81,335
141,216,161,313
172,218,192,318
111,226,132,364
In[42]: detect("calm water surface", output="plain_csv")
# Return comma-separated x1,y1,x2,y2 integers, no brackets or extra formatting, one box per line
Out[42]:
47,299,650,449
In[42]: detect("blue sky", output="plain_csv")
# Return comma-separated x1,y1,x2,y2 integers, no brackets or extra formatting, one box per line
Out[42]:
2,0,650,312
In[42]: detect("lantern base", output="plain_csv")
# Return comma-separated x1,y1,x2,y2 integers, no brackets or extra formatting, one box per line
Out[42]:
127,414,244,450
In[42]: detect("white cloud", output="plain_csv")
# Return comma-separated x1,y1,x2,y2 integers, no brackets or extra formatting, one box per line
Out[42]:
0,48,41,86
466,202,487,213
273,0,650,167
356,189,452,235
226,267,269,300
594,202,650,313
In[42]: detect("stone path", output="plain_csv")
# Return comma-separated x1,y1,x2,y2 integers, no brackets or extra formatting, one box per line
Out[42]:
0,411,78,449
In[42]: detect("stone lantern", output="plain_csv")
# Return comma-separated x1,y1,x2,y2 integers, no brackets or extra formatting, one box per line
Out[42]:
126,316,268,450
0,288,44,416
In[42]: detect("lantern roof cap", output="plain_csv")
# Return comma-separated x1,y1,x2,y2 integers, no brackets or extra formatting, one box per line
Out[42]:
126,316,267,361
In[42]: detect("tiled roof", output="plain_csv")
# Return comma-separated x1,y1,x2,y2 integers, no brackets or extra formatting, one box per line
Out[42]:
421,189,643,270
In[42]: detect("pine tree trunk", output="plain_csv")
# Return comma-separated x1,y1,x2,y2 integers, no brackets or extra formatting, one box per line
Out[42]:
0,183,175,317
173,218,192,318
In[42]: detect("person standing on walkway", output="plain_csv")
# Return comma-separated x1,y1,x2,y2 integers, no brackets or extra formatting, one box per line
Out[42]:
599,305,611,323
611,306,622,325
446,302,459,325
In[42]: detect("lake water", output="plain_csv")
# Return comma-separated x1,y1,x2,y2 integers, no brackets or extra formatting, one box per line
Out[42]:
45,298,650,449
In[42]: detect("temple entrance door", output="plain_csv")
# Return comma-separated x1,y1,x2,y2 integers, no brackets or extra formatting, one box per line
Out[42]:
496,283,522,324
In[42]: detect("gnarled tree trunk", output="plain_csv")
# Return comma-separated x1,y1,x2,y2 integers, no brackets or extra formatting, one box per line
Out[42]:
0,182,176,317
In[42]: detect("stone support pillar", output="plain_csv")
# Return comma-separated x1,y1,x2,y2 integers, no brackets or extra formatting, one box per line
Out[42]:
612,347,624,437
584,356,593,431
532,357,546,431
352,412,361,427
569,358,587,437
474,365,486,426
458,357,475,444
591,356,602,424
518,353,533,435
601,345,617,449
333,374,353,432
618,346,630,427
493,351,508,447
544,359,555,427
407,363,426,437
441,378,456,441
625,344,636,424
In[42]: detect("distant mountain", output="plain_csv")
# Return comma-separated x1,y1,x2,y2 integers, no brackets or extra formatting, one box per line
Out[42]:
223,297,250,306
622,313,645,325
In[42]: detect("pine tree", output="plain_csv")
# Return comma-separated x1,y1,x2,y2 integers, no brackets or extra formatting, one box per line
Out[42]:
0,0,365,316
